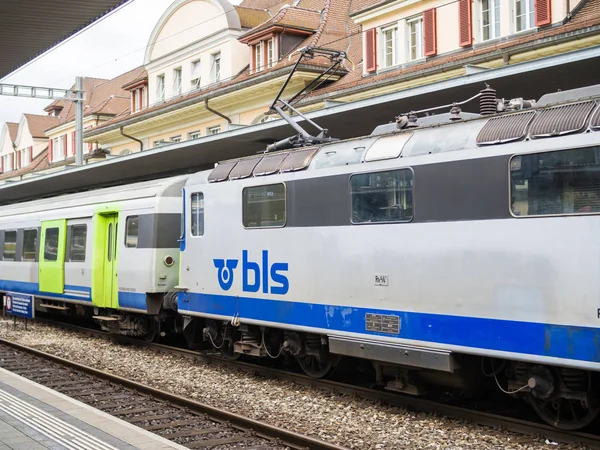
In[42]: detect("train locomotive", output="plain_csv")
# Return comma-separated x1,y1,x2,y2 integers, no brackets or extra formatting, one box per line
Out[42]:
2,83,600,430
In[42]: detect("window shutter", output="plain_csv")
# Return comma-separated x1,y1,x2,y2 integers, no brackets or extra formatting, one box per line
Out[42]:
71,131,76,155
62,134,67,158
365,28,377,73
29,146,33,161
535,0,551,26
49,139,53,163
423,8,437,56
458,0,473,47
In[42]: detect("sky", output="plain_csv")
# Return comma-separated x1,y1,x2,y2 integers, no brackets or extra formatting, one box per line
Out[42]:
0,0,237,126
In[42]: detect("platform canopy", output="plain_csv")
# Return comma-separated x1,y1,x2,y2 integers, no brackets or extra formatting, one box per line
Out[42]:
0,0,131,79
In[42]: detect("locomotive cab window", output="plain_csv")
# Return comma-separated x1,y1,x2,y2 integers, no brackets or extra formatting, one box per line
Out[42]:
243,183,286,228
69,225,87,262
351,169,413,223
125,216,138,248
44,227,59,262
3,230,16,261
23,229,37,261
191,192,204,236
511,146,600,216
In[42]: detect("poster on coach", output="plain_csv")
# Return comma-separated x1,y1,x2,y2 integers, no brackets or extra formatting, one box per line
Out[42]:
4,292,35,320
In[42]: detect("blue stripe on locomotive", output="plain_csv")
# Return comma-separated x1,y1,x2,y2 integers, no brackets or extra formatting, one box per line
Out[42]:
178,291,600,363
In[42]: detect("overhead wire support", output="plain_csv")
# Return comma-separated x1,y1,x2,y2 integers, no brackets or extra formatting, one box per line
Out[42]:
0,80,86,166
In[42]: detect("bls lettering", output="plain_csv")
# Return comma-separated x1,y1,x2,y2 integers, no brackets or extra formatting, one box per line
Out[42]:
213,250,289,295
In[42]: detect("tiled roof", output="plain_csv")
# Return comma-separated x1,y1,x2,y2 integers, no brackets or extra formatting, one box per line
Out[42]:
0,146,48,180
307,0,600,99
350,0,393,16
240,6,322,40
6,123,18,142
239,0,293,14
45,67,146,132
235,6,271,28
23,114,60,138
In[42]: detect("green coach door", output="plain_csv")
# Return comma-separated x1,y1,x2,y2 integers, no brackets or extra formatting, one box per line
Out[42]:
39,220,67,293
91,213,119,309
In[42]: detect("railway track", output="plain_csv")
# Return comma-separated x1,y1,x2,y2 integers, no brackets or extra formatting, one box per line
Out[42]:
0,338,349,450
8,318,600,449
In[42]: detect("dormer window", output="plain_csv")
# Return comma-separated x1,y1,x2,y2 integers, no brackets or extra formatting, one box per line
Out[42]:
173,67,182,96
251,38,276,73
156,74,166,102
267,39,274,68
210,53,221,83
254,43,263,72
130,86,147,112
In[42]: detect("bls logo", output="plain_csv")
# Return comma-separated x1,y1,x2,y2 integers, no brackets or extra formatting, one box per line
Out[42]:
213,250,289,295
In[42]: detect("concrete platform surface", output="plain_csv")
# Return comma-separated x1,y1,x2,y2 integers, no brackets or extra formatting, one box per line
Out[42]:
0,367,188,450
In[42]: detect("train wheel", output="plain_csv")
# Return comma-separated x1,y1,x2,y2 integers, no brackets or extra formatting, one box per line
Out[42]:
219,342,241,360
297,351,337,378
530,396,600,430
529,369,599,430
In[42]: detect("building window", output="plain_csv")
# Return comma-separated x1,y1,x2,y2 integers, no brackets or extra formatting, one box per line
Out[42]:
188,130,201,140
210,52,221,82
171,135,182,143
141,87,147,109
156,74,165,102
3,155,12,172
350,169,414,223
267,39,274,68
381,25,398,68
21,149,29,168
243,184,286,228
191,60,201,89
132,89,139,112
22,229,37,262
125,216,139,248
207,126,221,135
191,192,204,236
254,43,263,72
173,67,182,96
510,147,600,216
514,0,535,32
481,0,501,41
407,17,424,61
52,137,63,161
3,231,16,261
68,225,87,262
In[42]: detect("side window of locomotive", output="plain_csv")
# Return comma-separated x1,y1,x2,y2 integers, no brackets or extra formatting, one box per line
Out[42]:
3,231,17,261
22,229,38,262
243,184,286,228
191,192,204,236
44,227,59,262
350,169,414,223
69,225,87,262
125,216,139,248
510,147,600,216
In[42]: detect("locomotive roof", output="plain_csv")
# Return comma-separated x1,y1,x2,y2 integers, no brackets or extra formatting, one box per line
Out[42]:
187,84,600,187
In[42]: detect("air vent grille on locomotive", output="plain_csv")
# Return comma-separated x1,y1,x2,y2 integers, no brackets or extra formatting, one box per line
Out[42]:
208,161,237,183
476,111,535,146
529,101,596,138
228,157,261,180
591,104,600,130
253,153,289,176
279,147,318,172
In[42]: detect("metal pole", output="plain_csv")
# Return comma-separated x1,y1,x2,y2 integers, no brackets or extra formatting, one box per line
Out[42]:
75,76,84,166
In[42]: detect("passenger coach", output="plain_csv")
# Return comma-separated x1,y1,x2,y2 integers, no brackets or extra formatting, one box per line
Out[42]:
0,176,186,339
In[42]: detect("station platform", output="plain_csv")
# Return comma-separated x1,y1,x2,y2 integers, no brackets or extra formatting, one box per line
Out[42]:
0,367,187,450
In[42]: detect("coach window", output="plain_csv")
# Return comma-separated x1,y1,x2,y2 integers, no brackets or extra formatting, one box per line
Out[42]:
22,229,37,261
125,216,138,248
510,147,600,216
191,193,204,236
351,169,413,223
69,225,87,262
3,231,16,261
44,227,59,261
243,184,286,228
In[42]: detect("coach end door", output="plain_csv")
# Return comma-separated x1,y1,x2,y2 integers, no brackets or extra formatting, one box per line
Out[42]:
39,220,67,293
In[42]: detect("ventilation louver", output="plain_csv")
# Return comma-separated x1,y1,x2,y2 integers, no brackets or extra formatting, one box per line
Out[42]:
228,157,262,180
476,111,535,145
590,104,600,130
529,101,596,138
253,153,289,176
208,161,238,183
279,147,318,172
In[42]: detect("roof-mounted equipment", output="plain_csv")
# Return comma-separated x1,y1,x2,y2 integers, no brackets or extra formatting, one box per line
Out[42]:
266,47,349,152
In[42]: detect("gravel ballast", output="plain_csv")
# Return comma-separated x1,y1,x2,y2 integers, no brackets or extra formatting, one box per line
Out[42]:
0,320,590,450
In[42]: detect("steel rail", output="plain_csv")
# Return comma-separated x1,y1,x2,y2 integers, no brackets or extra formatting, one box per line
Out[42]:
0,336,350,450
25,318,600,449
